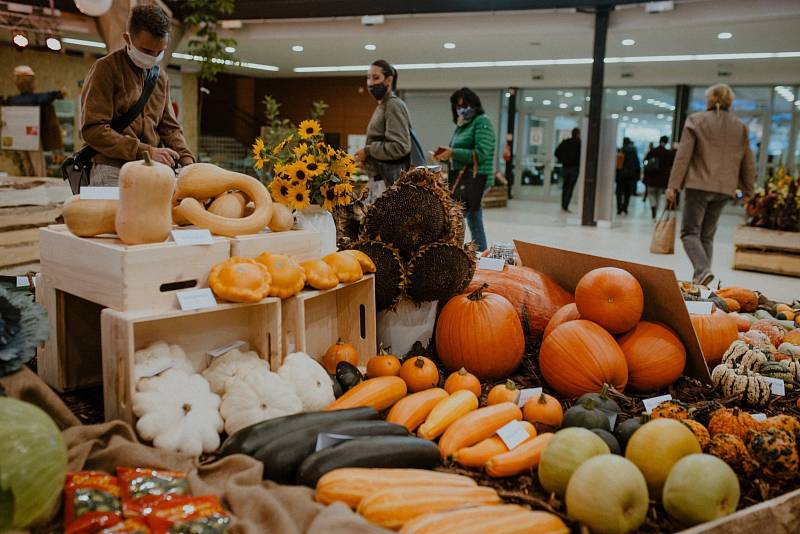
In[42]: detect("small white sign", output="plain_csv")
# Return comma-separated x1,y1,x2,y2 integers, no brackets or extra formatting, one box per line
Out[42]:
600,409,618,431
642,394,673,414
763,377,786,396
496,420,529,450
80,186,120,200
176,288,217,311
207,340,249,359
699,288,712,299
516,387,543,407
478,257,505,271
15,276,30,287
315,433,354,452
171,229,214,246
751,413,767,422
685,301,713,315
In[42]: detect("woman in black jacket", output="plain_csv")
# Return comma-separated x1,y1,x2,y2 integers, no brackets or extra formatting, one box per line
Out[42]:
617,137,640,215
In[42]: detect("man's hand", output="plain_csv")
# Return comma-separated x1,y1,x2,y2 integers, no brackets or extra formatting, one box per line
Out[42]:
433,147,452,161
354,147,367,162
150,147,179,166
666,188,677,206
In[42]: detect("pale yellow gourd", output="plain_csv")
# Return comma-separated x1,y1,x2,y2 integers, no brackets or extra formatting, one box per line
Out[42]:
62,195,118,237
208,191,248,218
115,153,175,244
255,252,306,299
268,202,294,232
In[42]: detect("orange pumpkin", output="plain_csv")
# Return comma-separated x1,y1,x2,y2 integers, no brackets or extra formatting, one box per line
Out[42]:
399,356,440,392
617,321,686,392
523,393,563,429
539,320,628,398
435,284,525,380
575,267,644,334
444,368,482,397
487,381,519,405
323,340,359,374
543,303,580,339
690,311,739,365
366,348,401,378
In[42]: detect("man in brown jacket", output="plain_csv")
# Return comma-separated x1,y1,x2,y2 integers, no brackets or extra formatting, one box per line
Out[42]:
81,4,193,185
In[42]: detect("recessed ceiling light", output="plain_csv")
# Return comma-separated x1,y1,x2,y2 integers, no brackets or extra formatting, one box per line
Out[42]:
364,44,377,51
585,96,591,101
718,32,733,40
559,103,568,109
46,36,62,51
632,94,642,101
621,38,635,46
611,113,620,119
225,46,236,53
505,92,511,98
12,32,28,48
292,45,304,52
617,89,628,96
626,106,634,112
657,113,665,119
443,42,456,49
543,99,552,105
564,91,574,97
622,116,630,121
574,106,583,112
524,96,534,102
632,118,640,123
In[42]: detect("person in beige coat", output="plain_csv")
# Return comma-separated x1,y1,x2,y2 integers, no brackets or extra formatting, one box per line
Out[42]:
667,84,755,285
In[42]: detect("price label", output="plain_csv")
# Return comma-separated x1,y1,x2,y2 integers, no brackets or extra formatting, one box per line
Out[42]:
685,301,713,315
751,413,767,422
642,394,673,414
207,340,249,359
137,360,173,379
496,420,529,450
478,257,505,271
699,288,712,299
15,276,30,287
763,377,786,396
171,229,214,246
80,186,119,200
176,288,217,311
599,409,618,431
516,387,543,407
315,433,354,452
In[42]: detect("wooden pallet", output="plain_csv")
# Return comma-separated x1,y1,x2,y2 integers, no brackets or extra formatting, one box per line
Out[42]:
732,225,800,277
483,186,508,208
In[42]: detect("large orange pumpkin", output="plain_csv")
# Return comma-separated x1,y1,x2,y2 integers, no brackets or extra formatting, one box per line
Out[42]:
575,267,644,334
690,311,738,365
543,303,580,339
435,284,525,380
539,320,628,398
618,321,686,392
467,265,573,340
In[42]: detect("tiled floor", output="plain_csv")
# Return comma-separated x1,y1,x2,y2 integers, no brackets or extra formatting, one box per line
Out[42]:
479,196,800,301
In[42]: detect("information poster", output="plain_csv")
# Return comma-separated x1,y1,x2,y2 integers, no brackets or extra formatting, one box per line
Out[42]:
529,126,544,146
1,106,40,150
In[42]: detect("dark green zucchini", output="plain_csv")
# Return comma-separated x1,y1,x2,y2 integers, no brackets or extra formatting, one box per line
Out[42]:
296,436,440,487
331,374,344,398
256,420,409,483
336,361,363,391
219,407,378,457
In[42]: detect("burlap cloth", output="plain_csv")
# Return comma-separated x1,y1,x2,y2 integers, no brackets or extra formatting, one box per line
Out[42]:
1,367,389,534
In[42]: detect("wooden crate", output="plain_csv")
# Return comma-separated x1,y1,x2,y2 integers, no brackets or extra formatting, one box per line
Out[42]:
483,186,508,208
733,225,800,277
281,275,376,367
39,225,230,311
101,298,281,425
229,229,321,261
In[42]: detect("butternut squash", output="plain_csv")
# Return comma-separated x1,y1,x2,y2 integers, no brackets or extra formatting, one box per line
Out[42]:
357,486,501,530
438,402,523,459
268,202,295,232
386,388,449,431
324,376,407,412
208,190,247,218
485,432,555,478
452,421,536,468
417,390,479,441
399,505,569,534
62,195,118,237
315,468,476,509
115,153,175,244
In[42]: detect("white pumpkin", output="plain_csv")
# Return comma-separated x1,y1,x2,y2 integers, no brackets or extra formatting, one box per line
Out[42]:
220,367,303,435
202,348,266,395
132,369,223,455
133,341,173,381
169,344,208,375
277,352,335,411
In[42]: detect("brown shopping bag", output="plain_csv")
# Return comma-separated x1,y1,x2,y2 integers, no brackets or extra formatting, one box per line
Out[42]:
650,208,676,254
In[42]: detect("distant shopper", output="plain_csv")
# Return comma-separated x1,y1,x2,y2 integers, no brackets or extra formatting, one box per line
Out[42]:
433,88,496,252
355,59,412,203
643,135,675,219
554,128,581,212
667,84,755,285
617,137,640,215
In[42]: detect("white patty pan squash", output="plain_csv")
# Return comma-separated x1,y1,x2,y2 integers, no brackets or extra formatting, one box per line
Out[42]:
220,367,303,435
132,369,223,456
133,341,207,382
202,348,266,395
277,352,335,411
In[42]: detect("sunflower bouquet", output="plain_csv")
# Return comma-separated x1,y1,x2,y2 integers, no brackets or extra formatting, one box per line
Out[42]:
252,119,356,211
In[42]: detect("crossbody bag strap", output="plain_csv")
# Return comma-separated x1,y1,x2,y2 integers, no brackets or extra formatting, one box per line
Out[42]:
111,64,159,132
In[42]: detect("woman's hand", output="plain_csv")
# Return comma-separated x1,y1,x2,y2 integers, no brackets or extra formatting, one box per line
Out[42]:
433,147,452,161
666,188,677,206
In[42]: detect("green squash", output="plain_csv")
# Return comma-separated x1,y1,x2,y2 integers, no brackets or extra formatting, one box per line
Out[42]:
577,384,621,415
563,398,611,431
614,414,650,453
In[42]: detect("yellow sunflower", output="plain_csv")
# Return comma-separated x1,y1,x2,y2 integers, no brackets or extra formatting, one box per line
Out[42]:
298,119,322,139
254,155,268,171
272,134,293,155
303,156,328,177
334,182,353,196
269,177,293,206
320,184,337,211
293,143,309,158
336,191,353,206
289,184,311,210
287,161,310,182
252,137,265,159
334,160,357,180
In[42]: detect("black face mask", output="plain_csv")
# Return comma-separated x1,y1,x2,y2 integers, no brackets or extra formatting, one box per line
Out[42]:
368,83,388,101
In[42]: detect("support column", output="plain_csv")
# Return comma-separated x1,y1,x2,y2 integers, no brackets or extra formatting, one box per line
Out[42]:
504,87,518,198
673,84,690,142
581,6,610,227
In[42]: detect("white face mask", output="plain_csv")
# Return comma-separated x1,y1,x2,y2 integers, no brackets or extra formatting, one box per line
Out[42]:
126,42,164,70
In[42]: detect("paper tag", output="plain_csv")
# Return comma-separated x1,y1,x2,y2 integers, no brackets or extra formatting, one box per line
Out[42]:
207,340,249,359
642,394,673,414
496,420,529,450
600,409,618,431
137,360,173,379
176,288,217,311
751,413,767,422
685,301,713,315
315,433,354,452
763,377,786,396
171,229,214,246
699,288,712,299
80,186,119,200
516,387,543,407
478,257,505,271
15,276,30,287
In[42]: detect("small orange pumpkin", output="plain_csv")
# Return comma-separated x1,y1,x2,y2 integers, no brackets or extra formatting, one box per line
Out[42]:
523,393,563,429
398,356,440,393
543,303,580,339
575,267,643,334
366,348,401,378
617,321,686,392
208,257,271,303
443,368,482,397
323,340,359,374
323,251,363,284
690,311,739,365
487,381,519,405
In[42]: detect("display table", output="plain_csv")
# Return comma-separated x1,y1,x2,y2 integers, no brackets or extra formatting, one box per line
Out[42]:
733,225,800,277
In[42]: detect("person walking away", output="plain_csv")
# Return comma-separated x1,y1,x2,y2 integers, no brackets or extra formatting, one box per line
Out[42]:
617,137,640,215
667,83,755,285
643,135,675,219
434,88,496,252
81,4,193,186
554,128,581,213
355,60,412,203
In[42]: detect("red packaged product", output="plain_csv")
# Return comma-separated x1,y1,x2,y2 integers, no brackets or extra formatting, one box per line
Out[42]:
117,467,189,518
99,518,151,533
145,495,231,534
64,471,124,534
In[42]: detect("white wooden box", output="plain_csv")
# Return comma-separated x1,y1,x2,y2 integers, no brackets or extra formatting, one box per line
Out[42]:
229,229,321,261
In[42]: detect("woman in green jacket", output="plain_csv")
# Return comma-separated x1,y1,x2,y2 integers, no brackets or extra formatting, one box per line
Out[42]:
434,88,496,251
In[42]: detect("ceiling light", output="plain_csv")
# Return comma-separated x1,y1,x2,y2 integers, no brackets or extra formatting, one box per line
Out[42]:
657,113,665,119
611,113,620,119
617,89,628,96
524,96,533,102
621,38,635,46
364,44,377,51
559,103,568,109
443,42,456,49
11,30,28,49
543,99,552,105
632,118,640,123
505,92,511,98
46,36,62,51
717,32,733,40
622,116,629,121
574,106,583,112
292,45,304,52
172,52,279,72
564,91,573,97
646,98,655,104
632,94,642,101
626,106,634,111
225,46,236,53
586,96,591,101
62,37,107,48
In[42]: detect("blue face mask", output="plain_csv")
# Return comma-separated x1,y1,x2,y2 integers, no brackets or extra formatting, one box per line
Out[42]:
456,106,472,117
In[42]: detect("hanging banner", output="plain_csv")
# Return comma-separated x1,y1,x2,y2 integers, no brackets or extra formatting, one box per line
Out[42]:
1,106,40,151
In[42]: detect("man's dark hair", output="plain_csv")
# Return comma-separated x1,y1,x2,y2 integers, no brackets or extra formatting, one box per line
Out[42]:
572,128,580,138
659,135,669,145
128,4,170,38
449,87,485,123
371,60,397,91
